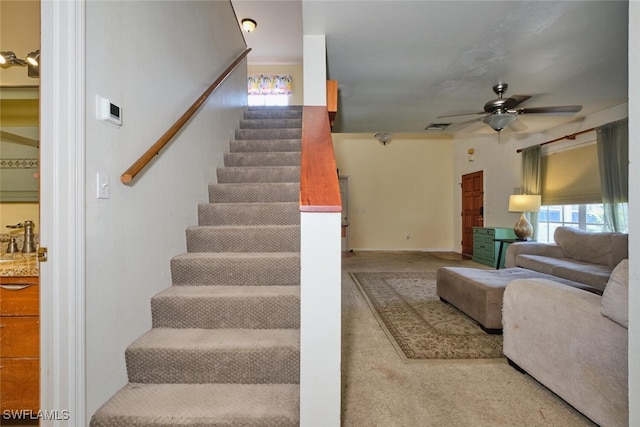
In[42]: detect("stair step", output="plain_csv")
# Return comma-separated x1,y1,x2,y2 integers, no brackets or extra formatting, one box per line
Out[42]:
90,383,299,427
244,110,302,120
170,252,300,286
125,328,300,384
151,285,300,329
239,118,302,129
248,105,302,111
235,128,302,140
208,183,299,203
217,166,300,183
224,151,300,167
230,138,301,153
198,202,299,226
186,225,300,253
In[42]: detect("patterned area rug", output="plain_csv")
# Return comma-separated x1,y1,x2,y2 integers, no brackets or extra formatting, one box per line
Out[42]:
351,272,504,363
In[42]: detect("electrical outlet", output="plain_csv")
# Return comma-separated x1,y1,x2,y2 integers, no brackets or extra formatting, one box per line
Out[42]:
97,173,110,199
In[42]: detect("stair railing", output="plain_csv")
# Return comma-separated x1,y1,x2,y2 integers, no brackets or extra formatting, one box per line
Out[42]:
299,105,342,425
120,48,251,185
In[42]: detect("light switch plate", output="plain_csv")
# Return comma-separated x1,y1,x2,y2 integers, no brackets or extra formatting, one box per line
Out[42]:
97,173,110,199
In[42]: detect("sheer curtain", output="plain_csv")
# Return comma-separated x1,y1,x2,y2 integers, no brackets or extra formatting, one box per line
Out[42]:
520,145,542,240
247,75,292,95
597,118,629,232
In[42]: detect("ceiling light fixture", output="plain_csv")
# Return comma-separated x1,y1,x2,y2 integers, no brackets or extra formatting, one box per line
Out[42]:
374,132,393,146
241,18,257,33
483,110,517,132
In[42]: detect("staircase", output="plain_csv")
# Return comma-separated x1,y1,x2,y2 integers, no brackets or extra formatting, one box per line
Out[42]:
91,106,303,426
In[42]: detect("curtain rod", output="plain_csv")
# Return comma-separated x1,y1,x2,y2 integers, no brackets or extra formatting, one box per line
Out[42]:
516,127,596,153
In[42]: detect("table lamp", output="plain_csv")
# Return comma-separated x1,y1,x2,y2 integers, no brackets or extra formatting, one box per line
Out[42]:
508,195,541,240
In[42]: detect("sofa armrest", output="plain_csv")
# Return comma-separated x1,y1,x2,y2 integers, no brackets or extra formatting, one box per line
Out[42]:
503,278,628,427
504,242,565,268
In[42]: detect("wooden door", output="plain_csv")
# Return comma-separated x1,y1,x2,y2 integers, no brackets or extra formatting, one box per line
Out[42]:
461,171,483,256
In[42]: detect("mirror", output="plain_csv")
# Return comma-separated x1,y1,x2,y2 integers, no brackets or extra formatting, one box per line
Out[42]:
0,86,39,202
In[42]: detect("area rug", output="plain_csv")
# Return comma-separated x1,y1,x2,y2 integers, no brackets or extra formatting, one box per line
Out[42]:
350,271,504,363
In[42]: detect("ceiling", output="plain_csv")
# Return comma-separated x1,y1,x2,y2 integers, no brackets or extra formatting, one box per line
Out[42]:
231,1,628,136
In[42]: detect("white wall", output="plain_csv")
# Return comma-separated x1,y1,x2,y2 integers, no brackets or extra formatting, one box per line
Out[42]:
451,103,628,253
85,1,247,417
333,133,454,251
628,3,638,425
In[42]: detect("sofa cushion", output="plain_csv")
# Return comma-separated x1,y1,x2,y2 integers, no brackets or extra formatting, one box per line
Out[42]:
601,259,629,328
611,233,629,266
516,254,610,291
553,227,617,266
551,263,612,291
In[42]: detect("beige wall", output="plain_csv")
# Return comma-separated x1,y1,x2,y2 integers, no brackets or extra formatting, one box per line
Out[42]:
0,0,40,86
247,63,304,105
0,203,39,229
333,133,453,251
0,0,40,232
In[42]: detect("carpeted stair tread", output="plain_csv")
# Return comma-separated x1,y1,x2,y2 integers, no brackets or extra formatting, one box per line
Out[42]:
239,118,302,129
125,328,300,384
223,151,300,167
151,285,300,329
208,182,299,203
198,202,299,226
217,166,300,183
235,128,302,140
230,138,301,153
244,108,302,119
186,225,300,253
170,252,300,286
90,383,299,427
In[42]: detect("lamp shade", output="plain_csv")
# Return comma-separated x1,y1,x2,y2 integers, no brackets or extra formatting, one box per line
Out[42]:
509,194,541,212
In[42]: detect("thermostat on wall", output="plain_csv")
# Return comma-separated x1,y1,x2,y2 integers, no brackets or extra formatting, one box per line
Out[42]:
97,95,122,127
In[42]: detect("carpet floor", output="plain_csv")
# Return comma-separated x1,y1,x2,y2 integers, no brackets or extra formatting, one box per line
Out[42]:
350,271,503,362
341,251,596,427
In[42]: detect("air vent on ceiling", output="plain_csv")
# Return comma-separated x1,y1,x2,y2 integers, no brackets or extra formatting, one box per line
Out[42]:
425,123,451,131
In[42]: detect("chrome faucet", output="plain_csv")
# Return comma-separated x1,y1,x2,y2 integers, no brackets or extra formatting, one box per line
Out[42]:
6,220,37,253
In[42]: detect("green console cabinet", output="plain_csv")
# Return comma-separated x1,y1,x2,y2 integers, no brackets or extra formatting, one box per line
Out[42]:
472,227,516,269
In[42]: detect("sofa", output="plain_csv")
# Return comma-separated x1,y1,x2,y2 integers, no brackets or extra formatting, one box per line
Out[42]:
505,226,629,292
503,258,629,427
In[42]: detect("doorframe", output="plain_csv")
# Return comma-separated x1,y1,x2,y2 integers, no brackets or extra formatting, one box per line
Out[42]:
40,1,86,424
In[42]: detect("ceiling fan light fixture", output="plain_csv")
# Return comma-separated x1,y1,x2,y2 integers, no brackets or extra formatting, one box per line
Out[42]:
241,18,257,33
483,111,517,132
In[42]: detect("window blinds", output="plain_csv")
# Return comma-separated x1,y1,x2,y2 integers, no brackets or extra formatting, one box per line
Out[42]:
540,143,602,205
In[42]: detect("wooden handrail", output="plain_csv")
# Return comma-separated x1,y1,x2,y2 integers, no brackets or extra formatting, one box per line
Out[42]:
121,48,251,184
300,106,342,212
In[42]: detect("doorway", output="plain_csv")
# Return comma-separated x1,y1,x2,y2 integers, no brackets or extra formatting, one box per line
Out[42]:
461,171,483,257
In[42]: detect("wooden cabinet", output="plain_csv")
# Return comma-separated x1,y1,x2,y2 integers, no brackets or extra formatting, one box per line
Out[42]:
472,227,516,269
0,276,39,413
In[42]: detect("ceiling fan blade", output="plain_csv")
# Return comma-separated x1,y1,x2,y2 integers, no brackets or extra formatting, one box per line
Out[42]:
508,118,528,132
437,111,485,119
502,95,531,110
516,105,583,115
445,117,484,132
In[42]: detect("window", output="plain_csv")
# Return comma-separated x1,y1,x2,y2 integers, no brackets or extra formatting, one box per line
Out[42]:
537,203,608,242
247,74,292,107
247,94,289,107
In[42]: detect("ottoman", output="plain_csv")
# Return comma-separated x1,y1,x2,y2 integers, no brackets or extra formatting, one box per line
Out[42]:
436,267,594,331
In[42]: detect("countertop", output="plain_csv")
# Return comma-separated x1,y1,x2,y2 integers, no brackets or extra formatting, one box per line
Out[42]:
0,252,39,277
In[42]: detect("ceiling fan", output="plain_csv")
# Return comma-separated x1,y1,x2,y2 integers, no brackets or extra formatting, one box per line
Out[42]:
438,83,583,132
